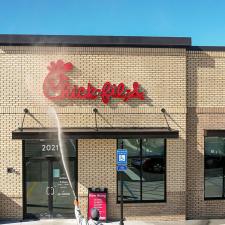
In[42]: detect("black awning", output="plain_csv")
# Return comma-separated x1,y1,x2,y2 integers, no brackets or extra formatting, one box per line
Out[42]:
204,130,225,137
12,127,179,140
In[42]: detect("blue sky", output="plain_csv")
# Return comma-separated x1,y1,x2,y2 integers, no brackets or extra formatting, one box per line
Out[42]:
0,0,225,46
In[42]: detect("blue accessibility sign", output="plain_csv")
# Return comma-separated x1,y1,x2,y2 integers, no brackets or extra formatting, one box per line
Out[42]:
117,165,127,171
116,149,128,165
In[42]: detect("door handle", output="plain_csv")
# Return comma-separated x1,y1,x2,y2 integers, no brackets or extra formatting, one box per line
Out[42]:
46,187,50,195
51,187,55,195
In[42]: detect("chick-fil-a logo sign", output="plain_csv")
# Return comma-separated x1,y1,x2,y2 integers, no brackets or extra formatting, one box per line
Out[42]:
43,60,144,104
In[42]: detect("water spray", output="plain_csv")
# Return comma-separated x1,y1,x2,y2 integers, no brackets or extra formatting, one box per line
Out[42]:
49,107,77,200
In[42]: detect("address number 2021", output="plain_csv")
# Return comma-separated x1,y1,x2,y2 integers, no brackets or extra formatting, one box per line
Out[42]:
42,144,59,152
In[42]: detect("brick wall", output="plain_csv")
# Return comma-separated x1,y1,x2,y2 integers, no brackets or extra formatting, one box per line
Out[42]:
187,50,225,219
0,46,186,220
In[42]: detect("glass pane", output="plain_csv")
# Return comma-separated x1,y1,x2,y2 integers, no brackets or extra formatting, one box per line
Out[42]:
26,160,49,219
205,168,223,198
205,137,225,157
118,139,141,202
205,137,224,198
142,139,164,157
142,139,165,201
52,160,75,218
25,139,76,158
118,139,140,157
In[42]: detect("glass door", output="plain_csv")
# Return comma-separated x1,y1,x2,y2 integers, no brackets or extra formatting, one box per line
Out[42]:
52,159,75,218
24,140,77,219
26,159,50,219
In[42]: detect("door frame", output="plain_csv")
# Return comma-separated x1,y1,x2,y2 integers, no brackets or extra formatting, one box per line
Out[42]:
22,139,78,219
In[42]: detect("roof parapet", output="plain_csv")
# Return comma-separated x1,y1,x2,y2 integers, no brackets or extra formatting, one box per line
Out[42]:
0,34,192,48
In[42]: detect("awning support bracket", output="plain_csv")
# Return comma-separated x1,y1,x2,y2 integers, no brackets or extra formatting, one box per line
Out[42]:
93,108,98,131
20,108,29,131
161,108,171,131
19,108,44,131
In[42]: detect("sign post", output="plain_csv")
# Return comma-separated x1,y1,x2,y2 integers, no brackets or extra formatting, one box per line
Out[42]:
116,149,128,225
120,172,123,225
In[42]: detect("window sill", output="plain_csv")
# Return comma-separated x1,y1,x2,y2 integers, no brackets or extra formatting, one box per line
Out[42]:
116,200,166,204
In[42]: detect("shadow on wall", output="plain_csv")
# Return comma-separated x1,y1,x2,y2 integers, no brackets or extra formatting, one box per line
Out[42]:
0,192,22,222
186,50,215,219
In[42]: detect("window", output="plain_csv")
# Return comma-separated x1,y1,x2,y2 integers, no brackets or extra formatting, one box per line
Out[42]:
117,138,166,202
205,137,225,199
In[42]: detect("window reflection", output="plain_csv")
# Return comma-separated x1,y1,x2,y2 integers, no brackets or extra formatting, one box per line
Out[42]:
205,137,225,198
118,139,141,201
117,138,165,202
142,139,165,201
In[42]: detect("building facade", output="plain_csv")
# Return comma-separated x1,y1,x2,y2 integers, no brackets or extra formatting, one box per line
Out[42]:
0,35,225,221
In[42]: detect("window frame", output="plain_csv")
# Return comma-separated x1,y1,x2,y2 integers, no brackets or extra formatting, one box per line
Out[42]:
204,136,225,200
116,138,167,203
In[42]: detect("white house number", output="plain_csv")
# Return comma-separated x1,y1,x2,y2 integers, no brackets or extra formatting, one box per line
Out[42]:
42,144,59,152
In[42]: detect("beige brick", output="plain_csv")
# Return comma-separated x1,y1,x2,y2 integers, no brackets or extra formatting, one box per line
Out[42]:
0,46,186,221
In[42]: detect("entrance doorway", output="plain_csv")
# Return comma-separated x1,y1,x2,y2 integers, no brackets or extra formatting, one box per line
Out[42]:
23,140,77,219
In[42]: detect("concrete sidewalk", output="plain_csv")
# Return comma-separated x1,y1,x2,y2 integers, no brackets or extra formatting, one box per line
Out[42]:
1,219,225,225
